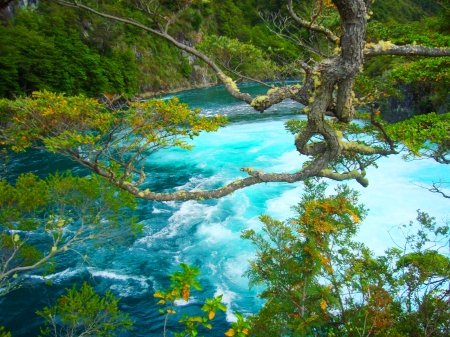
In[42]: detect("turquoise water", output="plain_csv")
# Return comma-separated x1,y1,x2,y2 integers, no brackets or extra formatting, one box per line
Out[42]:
1,84,449,336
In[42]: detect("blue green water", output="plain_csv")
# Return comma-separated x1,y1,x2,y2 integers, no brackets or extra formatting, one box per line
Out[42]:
1,84,449,336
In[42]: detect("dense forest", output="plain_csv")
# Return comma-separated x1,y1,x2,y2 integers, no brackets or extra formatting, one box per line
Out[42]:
1,0,450,336
1,0,449,117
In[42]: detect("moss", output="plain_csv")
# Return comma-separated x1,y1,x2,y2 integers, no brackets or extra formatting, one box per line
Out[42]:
379,40,394,51
251,95,269,107
219,73,240,92
312,73,322,88
267,87,280,95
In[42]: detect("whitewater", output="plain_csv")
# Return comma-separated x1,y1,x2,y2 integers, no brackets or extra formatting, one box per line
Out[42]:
1,83,448,336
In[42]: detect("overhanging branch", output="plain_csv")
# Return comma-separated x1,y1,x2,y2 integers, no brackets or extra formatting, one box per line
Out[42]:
365,43,450,57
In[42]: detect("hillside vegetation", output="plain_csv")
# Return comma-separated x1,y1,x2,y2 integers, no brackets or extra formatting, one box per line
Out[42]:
0,0,447,100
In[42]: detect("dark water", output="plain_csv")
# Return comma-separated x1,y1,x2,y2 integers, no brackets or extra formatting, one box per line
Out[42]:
1,83,448,336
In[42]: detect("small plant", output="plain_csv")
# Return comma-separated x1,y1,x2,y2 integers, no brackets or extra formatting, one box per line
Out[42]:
37,282,133,337
154,263,248,337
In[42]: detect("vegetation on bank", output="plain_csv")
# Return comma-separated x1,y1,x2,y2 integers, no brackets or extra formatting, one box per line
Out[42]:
1,0,447,102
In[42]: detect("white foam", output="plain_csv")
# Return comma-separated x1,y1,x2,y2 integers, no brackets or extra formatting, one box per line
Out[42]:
214,287,238,322
265,184,303,219
267,150,307,173
88,269,150,285
137,201,205,243
152,206,170,214
174,174,225,192
27,267,84,283
197,222,236,245
174,297,198,306
88,268,152,297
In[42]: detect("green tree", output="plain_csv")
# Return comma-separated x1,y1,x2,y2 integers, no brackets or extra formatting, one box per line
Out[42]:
0,171,138,296
0,3,140,98
242,181,450,336
37,282,133,337
242,180,373,336
386,211,450,337
0,90,227,201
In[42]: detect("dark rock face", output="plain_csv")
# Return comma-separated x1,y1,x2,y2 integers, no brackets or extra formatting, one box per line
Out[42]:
382,83,450,123
1,0,37,21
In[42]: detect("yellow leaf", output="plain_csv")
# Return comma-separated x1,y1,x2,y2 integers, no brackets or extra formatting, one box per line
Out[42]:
224,329,235,336
208,310,215,320
157,300,165,305
243,328,249,335
154,291,164,299
320,299,327,310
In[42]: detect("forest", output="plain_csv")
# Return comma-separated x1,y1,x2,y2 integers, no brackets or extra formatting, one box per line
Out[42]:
0,0,450,336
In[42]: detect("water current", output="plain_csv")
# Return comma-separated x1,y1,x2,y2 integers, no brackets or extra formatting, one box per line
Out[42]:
1,83,448,336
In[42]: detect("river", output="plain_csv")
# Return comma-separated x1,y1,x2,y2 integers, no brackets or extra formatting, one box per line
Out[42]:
1,83,448,336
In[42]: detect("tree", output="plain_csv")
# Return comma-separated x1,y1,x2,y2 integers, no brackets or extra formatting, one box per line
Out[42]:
37,282,134,337
242,180,450,336
0,171,138,296
2,0,437,201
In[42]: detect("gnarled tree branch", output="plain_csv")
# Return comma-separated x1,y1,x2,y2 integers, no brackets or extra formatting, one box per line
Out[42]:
34,0,449,201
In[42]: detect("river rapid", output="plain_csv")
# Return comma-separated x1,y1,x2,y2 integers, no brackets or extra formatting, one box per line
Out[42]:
1,83,448,336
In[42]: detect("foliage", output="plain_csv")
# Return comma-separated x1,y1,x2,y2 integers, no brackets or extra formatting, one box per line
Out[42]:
386,211,450,336
0,171,138,296
37,282,133,337
242,180,450,336
0,91,227,190
390,57,450,85
386,112,450,163
197,35,280,80
0,4,139,98
364,15,450,118
153,263,236,337
224,312,251,337
0,327,11,337
242,180,369,336
371,0,440,23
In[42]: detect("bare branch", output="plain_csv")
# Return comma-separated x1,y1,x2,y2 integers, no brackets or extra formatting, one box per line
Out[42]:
287,0,340,45
259,11,330,58
365,43,450,57
416,180,450,199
